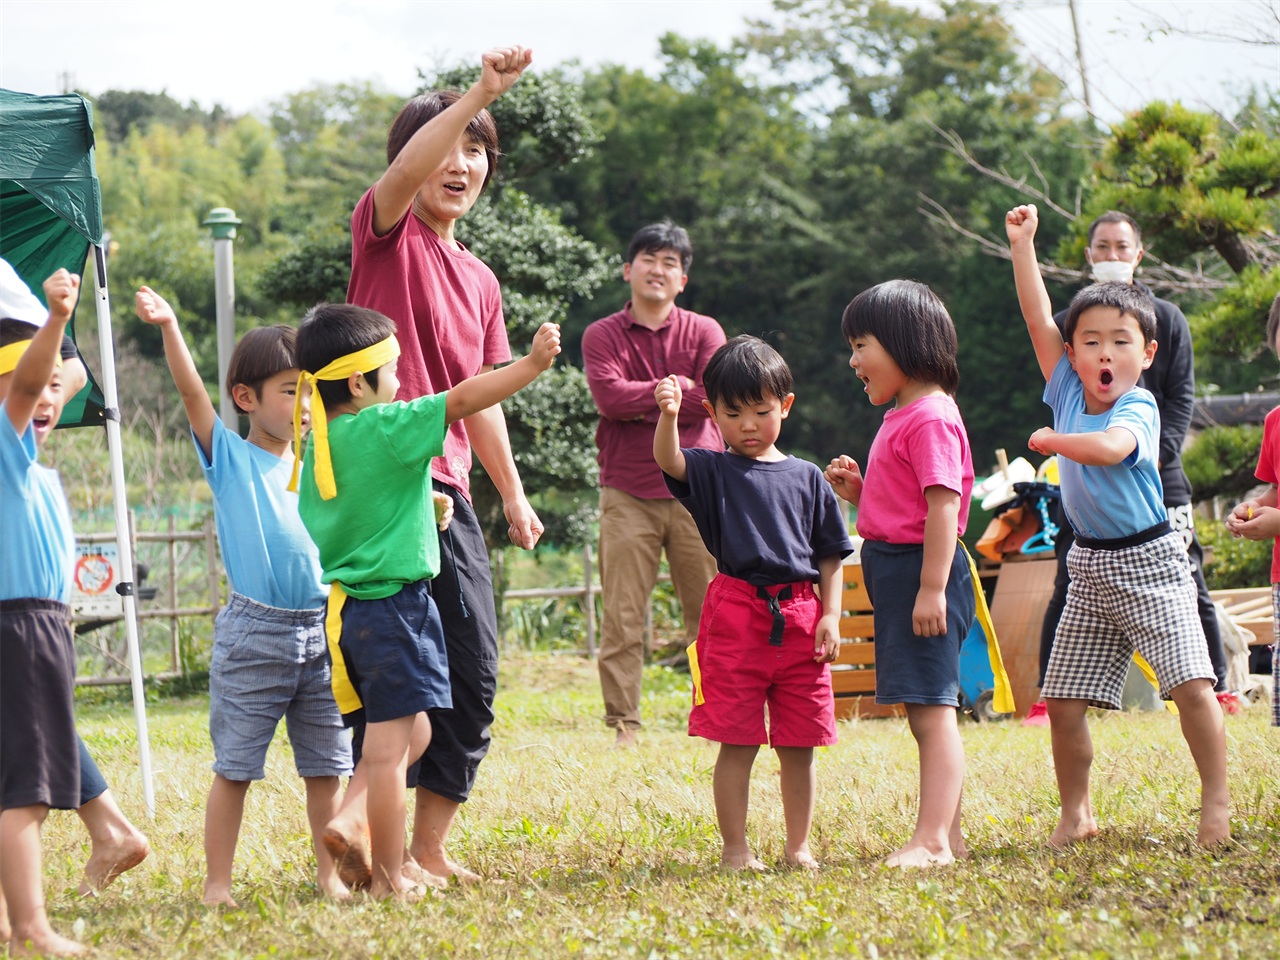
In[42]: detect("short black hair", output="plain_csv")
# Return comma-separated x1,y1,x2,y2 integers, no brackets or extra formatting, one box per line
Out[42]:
701,335,794,411
1266,291,1280,357
0,318,40,348
1064,282,1157,345
840,280,959,396
226,325,298,414
626,220,693,274
1087,210,1142,247
387,91,501,194
295,304,396,410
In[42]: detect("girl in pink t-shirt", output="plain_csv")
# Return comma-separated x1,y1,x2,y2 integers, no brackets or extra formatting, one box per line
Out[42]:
824,279,975,869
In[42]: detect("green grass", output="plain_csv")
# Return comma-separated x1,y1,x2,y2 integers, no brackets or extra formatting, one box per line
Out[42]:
43,655,1280,958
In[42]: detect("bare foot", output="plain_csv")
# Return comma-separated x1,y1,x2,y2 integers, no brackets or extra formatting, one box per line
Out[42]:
323,825,372,891
318,873,352,901
202,886,238,908
80,828,150,896
721,851,768,871
613,728,638,749
412,851,480,885
8,930,87,957
369,874,427,902
952,839,970,860
1048,814,1099,850
1197,801,1231,847
402,850,448,890
785,849,820,871
883,843,955,868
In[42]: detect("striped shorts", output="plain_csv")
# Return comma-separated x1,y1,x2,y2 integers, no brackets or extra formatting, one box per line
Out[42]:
1041,531,1216,709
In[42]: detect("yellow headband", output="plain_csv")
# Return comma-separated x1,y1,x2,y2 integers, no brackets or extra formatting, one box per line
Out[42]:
0,340,63,377
287,335,400,500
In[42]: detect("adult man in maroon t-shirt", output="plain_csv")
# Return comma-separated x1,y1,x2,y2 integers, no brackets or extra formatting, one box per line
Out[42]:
582,221,725,747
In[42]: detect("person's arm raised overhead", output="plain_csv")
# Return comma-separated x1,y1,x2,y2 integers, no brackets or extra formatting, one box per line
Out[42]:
372,46,532,236
652,375,688,483
445,322,560,425
6,270,78,435
1006,204,1064,382
135,286,218,460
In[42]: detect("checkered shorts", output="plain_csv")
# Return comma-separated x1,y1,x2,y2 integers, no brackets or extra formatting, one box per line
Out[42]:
1041,531,1216,709
1271,583,1280,728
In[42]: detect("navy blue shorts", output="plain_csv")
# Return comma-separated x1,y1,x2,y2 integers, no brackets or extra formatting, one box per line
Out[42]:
860,541,976,707
337,581,452,725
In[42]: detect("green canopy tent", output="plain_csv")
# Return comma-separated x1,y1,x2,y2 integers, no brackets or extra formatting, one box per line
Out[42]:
0,88,155,815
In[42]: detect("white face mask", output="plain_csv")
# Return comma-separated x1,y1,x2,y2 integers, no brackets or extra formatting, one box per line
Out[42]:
1089,259,1135,284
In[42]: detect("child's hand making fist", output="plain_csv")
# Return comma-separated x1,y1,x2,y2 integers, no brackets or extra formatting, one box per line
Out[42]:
433,491,454,532
824,454,863,507
135,286,178,326
42,269,80,322
1005,203,1039,244
529,322,562,371
655,374,683,417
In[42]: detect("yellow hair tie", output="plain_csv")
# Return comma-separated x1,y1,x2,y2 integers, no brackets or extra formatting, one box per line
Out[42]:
287,335,400,500
0,340,64,377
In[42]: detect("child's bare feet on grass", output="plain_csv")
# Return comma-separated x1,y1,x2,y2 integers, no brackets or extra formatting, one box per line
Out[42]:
883,842,955,869
370,873,429,902
79,827,150,896
785,849,821,871
411,851,480,885
402,850,448,890
613,728,638,749
721,850,768,871
323,825,372,890
1048,812,1099,850
202,885,238,908
1197,800,1231,847
8,930,87,958
318,874,352,901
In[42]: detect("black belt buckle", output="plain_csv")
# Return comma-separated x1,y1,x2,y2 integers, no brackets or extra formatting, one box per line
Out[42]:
756,585,793,646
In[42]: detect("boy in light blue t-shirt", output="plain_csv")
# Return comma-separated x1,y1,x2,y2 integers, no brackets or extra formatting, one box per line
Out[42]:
138,288,370,905
1007,204,1228,850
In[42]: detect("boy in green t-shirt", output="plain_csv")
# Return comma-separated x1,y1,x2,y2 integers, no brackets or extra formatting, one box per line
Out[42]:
291,303,560,899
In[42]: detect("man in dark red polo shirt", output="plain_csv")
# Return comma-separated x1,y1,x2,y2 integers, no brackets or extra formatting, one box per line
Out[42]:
582,221,726,747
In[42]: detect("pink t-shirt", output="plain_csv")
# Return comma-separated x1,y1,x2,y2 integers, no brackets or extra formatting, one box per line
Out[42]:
1253,405,1280,582
856,394,973,544
347,187,512,500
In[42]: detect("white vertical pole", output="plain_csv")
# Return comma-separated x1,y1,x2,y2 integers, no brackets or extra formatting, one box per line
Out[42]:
91,244,156,818
204,207,241,429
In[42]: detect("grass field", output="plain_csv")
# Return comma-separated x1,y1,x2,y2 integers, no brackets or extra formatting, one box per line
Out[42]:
41,655,1280,959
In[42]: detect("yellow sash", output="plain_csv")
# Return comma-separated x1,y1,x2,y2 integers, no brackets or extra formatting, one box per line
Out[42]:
959,541,1016,715
324,583,363,715
1132,651,1178,714
287,335,400,501
687,640,706,706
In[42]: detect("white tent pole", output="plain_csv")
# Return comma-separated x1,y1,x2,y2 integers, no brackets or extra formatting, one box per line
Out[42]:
91,243,156,819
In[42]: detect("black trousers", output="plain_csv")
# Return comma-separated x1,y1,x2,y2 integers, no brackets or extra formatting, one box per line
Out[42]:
1038,504,1228,692
351,480,499,804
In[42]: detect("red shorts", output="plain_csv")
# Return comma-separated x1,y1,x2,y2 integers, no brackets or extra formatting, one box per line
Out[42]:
688,574,837,747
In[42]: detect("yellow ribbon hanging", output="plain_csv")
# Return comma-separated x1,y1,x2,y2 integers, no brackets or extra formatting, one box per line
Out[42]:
1132,651,1179,715
687,640,706,706
323,582,364,715
959,541,1016,715
0,340,62,376
287,335,400,500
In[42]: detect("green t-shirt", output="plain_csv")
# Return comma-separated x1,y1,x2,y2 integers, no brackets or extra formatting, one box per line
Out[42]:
298,393,447,600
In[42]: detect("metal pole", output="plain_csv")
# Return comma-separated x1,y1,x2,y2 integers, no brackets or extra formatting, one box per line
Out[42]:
582,543,596,658
203,207,242,430
92,244,156,818
1067,0,1094,115
168,514,178,674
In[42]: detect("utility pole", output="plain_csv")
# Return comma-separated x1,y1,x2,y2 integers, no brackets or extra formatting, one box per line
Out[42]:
203,207,242,430
1067,0,1094,115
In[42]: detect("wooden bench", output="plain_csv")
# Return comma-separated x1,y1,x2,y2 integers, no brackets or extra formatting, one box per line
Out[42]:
831,563,906,720
1208,586,1274,646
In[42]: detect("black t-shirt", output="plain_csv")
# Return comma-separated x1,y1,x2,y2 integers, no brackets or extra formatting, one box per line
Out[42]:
663,448,854,587
1053,282,1194,504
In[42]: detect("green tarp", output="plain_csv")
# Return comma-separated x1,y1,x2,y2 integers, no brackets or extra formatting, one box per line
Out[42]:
0,88,106,427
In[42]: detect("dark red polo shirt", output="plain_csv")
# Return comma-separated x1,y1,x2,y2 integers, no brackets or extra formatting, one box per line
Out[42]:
581,302,726,500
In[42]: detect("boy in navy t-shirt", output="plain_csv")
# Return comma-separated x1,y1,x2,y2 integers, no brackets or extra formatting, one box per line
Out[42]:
653,335,852,871
1008,204,1228,849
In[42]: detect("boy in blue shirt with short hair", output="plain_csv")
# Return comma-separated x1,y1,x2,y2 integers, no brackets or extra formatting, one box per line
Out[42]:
1007,204,1229,848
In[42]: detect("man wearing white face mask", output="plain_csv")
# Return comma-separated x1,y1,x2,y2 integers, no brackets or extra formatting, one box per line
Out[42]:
1023,211,1235,726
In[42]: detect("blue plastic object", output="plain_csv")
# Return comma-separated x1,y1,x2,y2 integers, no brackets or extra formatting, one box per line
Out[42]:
1020,494,1060,555
958,618,1008,720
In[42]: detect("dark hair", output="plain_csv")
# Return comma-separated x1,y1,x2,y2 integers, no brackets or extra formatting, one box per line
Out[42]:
1086,210,1142,247
387,91,501,194
626,220,693,274
840,280,959,396
702,335,794,411
0,318,40,348
1064,281,1157,345
226,325,298,414
1267,291,1280,357
295,304,396,410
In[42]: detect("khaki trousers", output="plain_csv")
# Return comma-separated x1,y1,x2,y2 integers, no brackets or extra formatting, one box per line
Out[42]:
597,486,718,730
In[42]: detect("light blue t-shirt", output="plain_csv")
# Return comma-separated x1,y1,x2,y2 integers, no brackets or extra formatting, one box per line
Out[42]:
196,417,327,611
0,402,75,603
1044,352,1165,540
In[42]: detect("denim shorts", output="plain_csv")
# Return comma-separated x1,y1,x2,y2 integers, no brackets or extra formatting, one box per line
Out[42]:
209,593,353,781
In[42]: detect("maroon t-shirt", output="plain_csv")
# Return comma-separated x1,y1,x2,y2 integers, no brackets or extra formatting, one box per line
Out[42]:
347,188,512,500
581,303,725,500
